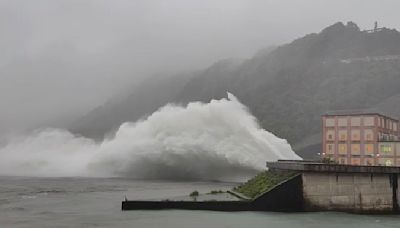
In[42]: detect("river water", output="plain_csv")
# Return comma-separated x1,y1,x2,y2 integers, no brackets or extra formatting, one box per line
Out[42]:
1,177,399,228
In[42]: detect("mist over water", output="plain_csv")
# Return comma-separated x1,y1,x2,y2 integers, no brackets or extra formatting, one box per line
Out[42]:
0,93,300,181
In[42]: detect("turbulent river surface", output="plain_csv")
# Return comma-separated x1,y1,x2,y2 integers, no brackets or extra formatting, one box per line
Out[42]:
1,177,400,228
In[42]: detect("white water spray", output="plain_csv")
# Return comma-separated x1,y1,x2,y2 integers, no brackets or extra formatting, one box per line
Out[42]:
0,93,301,181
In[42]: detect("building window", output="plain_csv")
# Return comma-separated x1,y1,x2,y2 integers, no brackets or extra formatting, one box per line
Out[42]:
378,133,385,141
379,144,393,155
338,118,348,127
351,158,360,165
325,118,335,127
364,129,374,141
364,116,374,126
326,130,335,141
381,144,391,152
365,144,374,155
339,158,347,164
338,130,347,141
351,130,361,141
351,117,361,126
382,134,390,141
379,158,394,166
394,123,398,131
338,144,347,154
326,144,335,154
351,144,360,155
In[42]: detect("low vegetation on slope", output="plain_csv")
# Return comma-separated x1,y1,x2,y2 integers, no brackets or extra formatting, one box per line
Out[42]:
233,171,298,199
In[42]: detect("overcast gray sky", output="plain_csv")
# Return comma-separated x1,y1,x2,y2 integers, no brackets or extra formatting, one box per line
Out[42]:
1,0,400,136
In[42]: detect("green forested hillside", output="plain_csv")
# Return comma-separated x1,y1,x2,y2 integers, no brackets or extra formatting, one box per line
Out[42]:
70,22,400,158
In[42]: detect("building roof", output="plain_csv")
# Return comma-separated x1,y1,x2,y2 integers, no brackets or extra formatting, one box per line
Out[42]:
323,110,399,122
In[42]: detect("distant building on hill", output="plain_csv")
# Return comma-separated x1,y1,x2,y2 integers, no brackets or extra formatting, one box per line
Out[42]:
363,21,384,33
322,111,400,166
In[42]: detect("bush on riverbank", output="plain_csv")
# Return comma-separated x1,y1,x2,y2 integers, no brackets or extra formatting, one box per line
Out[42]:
233,171,298,199
189,190,199,197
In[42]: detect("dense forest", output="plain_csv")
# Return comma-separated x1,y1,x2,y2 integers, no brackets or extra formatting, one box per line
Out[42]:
70,22,400,158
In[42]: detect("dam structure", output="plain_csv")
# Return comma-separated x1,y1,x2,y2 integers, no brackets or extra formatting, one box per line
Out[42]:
122,160,400,214
122,112,400,214
267,160,400,213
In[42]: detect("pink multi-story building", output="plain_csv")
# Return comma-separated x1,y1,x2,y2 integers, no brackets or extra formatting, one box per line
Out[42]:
322,111,400,166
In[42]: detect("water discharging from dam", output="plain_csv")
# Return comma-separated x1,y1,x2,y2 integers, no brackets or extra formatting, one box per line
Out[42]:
0,93,301,181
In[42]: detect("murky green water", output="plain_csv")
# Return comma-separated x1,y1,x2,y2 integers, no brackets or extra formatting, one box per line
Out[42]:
1,177,399,228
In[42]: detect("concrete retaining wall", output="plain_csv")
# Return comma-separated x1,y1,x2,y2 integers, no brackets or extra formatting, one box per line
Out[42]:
252,174,303,211
302,172,399,213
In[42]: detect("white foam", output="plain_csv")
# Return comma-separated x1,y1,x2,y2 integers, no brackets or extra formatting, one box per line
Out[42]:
0,93,301,181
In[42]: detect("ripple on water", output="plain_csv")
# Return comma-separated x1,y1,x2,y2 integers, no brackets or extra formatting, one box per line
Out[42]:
10,207,26,211
21,195,37,199
0,198,9,205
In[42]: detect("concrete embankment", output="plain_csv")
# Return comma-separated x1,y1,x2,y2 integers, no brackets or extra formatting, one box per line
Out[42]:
121,174,303,212
268,160,400,214
122,161,400,214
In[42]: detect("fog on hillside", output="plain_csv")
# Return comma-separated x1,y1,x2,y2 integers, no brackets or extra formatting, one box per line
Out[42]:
1,0,400,136
1,0,400,176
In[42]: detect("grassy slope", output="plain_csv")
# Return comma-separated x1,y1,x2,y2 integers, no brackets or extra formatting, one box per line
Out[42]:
233,171,298,199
